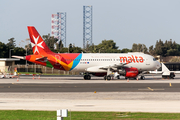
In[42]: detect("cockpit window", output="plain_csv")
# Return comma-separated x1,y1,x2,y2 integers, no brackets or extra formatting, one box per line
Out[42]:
153,58,156,61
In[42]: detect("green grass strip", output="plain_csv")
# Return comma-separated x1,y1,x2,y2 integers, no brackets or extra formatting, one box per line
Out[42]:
0,110,180,120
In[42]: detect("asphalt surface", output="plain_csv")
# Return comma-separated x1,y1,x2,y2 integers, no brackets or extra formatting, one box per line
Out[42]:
0,83,177,92
1,75,180,112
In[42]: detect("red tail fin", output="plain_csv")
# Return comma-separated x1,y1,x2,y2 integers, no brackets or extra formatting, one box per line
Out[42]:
27,26,53,55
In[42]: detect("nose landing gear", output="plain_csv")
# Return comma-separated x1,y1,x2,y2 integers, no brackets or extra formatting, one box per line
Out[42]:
104,75,111,80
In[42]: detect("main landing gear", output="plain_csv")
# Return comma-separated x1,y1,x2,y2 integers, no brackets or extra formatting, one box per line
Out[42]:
84,74,91,80
104,75,111,80
140,76,145,80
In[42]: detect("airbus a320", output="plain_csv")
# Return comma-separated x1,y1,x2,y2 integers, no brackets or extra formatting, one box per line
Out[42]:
12,26,161,80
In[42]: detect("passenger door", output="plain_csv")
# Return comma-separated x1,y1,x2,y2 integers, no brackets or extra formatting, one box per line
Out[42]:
146,59,150,65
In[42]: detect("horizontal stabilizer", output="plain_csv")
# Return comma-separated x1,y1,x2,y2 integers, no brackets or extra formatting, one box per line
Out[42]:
12,56,25,59
36,57,47,62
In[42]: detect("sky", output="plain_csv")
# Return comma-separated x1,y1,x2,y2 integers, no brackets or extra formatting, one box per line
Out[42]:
1,0,180,49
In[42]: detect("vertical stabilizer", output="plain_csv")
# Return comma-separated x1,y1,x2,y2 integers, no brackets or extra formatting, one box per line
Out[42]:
27,26,53,55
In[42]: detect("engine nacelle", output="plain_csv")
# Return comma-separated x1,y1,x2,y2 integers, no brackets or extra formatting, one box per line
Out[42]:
124,67,139,78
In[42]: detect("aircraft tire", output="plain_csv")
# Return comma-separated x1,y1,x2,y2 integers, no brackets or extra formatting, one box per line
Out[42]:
162,76,167,79
87,75,91,80
84,75,86,80
170,73,175,79
141,76,145,80
84,75,88,80
104,75,107,80
170,75,174,79
107,75,111,80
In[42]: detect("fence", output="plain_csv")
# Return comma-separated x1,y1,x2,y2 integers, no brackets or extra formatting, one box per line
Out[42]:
10,65,80,75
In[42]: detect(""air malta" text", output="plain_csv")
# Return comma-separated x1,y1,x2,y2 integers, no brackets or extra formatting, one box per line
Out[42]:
120,55,144,63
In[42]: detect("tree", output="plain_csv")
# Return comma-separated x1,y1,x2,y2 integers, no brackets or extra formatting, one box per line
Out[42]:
87,40,121,53
59,48,68,53
6,38,16,48
154,39,164,56
149,45,155,55
121,48,132,53
132,43,138,52
0,42,8,58
153,39,179,56
172,41,177,49
42,34,58,51
56,40,63,51
166,49,180,56
69,43,73,53
71,46,82,53
132,43,148,53
98,40,118,50
86,44,98,53
25,43,33,55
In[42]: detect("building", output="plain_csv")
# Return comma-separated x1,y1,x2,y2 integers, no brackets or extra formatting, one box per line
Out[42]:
0,58,20,73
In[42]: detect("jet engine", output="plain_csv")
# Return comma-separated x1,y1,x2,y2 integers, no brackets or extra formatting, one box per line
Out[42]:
119,67,139,78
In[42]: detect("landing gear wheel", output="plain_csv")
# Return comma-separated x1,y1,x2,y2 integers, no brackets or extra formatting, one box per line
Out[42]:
84,75,91,80
84,75,87,80
104,75,111,80
104,75,107,80
87,75,91,80
162,76,167,79
117,75,120,79
170,73,175,79
140,76,145,80
107,75,111,80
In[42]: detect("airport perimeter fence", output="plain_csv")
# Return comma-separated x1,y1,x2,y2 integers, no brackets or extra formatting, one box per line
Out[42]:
9,65,80,75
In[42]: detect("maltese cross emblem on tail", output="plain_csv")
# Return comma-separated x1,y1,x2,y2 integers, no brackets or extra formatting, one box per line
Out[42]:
31,35,44,54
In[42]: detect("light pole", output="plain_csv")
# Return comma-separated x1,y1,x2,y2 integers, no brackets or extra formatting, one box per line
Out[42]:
9,49,14,58
26,48,28,72
25,38,30,72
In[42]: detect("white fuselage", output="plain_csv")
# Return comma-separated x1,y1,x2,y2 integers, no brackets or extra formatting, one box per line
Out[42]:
71,52,161,73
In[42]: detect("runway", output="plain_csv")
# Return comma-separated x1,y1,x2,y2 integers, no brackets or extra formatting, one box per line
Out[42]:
1,75,180,112
0,83,179,92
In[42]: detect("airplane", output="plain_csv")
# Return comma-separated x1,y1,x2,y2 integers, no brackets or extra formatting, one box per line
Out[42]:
12,26,161,80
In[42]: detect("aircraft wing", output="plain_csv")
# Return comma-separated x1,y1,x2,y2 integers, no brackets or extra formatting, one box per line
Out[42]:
86,62,130,75
99,62,129,70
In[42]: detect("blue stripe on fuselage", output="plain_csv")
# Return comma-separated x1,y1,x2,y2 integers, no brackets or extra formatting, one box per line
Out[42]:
70,53,82,71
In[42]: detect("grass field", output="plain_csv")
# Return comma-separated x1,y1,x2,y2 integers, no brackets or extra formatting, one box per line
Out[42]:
0,110,180,120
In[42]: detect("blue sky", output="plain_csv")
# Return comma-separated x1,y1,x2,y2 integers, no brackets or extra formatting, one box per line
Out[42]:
1,0,180,49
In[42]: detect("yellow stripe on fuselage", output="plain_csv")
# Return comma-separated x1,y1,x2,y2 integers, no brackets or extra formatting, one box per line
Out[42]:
52,56,73,71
